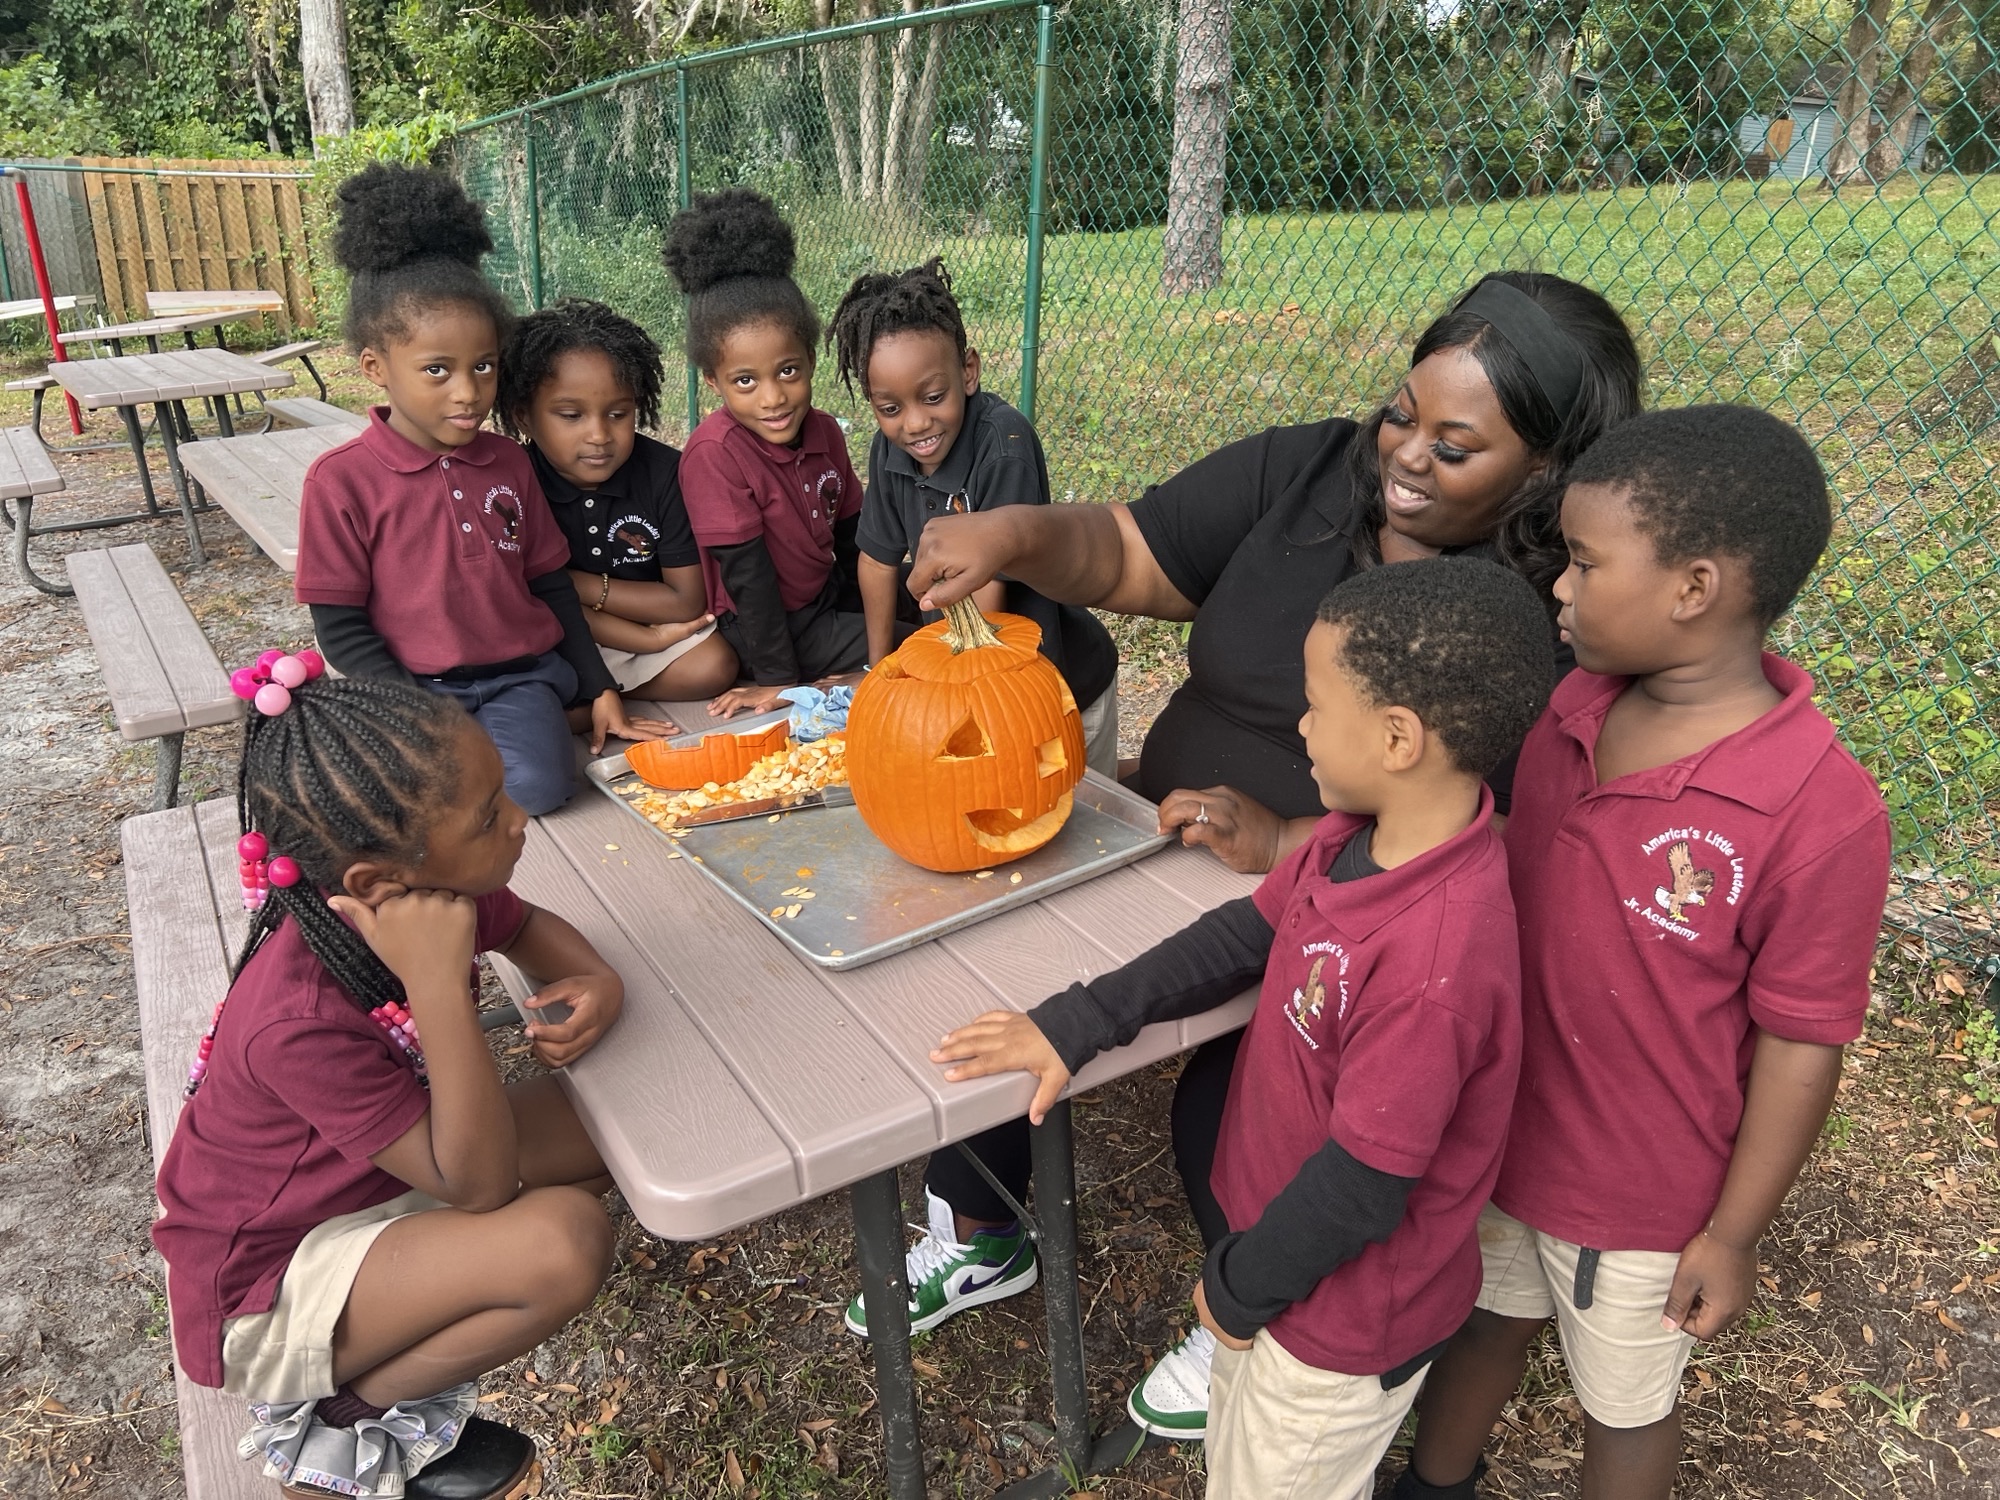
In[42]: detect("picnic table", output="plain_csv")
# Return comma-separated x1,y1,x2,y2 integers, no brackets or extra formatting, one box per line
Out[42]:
507,700,1259,1496
19,351,295,592
175,421,364,571
59,302,283,355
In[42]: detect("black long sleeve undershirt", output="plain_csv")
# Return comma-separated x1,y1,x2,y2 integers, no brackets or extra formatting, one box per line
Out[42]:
308,603,416,687
1026,896,1274,1074
711,537,799,685
528,568,617,703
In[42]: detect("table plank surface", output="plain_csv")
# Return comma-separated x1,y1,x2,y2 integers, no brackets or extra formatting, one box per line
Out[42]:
146,289,285,317
49,350,295,407
0,425,64,498
59,307,266,346
510,760,1257,1239
176,425,357,570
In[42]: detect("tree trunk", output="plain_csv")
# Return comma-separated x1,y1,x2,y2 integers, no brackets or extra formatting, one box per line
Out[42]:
1866,0,1963,175
815,0,860,199
881,0,925,201
900,21,949,205
298,0,356,144
1161,0,1233,295
859,0,884,200
1822,0,1895,185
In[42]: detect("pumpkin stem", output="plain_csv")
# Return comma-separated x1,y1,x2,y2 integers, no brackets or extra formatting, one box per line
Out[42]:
942,596,1002,653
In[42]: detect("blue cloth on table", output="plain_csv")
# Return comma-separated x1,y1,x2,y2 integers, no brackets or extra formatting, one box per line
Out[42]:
778,684,855,742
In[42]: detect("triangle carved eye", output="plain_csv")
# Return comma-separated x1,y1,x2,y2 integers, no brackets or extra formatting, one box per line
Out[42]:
938,713,994,760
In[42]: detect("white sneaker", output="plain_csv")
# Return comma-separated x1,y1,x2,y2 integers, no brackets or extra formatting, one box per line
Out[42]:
1127,1323,1217,1439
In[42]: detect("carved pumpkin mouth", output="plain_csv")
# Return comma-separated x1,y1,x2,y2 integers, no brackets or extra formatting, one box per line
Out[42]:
965,794,1073,853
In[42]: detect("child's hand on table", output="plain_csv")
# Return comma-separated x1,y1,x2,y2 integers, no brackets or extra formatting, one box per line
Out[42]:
520,972,625,1068
1661,1228,1756,1340
1157,785,1288,874
1192,1278,1254,1352
590,689,674,755
709,683,795,720
645,614,715,653
931,1011,1072,1125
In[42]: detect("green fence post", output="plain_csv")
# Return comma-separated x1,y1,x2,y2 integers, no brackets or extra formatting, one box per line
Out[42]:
1018,0,1055,424
677,67,699,437
523,112,544,309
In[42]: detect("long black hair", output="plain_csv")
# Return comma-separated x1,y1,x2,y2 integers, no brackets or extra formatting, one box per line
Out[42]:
826,257,967,397
332,163,514,352
496,297,666,437
233,676,470,1014
1341,271,1644,592
661,188,821,374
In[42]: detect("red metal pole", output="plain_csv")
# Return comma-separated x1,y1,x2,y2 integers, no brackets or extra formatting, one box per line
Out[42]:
8,170,84,435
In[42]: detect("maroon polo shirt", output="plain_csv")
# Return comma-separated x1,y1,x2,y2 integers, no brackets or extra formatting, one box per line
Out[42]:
1210,793,1523,1377
1494,654,1891,1253
152,888,528,1389
294,410,571,676
679,407,862,616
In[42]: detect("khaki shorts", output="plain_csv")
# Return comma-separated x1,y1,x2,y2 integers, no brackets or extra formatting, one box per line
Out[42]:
1205,1328,1426,1500
1080,681,1119,780
1475,1203,1694,1428
600,622,718,692
219,1189,442,1403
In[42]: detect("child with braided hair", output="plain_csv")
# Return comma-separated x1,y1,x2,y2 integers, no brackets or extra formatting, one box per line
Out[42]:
828,258,1119,777
152,658,624,1499
296,164,667,816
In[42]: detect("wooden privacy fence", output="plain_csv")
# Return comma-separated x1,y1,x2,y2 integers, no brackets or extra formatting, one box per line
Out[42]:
77,159,314,333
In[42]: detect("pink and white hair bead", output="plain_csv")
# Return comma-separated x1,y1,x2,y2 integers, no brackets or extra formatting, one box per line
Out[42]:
229,648,326,717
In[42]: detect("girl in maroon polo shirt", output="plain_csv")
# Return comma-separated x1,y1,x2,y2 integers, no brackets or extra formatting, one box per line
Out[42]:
663,188,870,719
152,669,624,1499
296,166,667,818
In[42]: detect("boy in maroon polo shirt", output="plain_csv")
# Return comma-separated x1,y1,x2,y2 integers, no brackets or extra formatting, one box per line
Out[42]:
1400,406,1892,1500
935,557,1556,1499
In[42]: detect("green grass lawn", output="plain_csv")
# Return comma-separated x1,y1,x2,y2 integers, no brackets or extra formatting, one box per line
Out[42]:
495,162,2000,918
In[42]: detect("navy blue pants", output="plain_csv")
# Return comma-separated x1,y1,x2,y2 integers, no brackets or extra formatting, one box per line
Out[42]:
424,652,580,816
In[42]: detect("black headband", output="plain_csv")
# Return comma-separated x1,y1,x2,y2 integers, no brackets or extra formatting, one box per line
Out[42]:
1459,278,1585,421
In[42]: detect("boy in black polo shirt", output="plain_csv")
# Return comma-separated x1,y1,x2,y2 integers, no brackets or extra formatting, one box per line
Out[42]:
828,259,1120,775
935,558,1555,1498
499,299,739,710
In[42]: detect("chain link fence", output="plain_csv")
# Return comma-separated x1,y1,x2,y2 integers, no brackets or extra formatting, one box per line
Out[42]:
445,0,2000,941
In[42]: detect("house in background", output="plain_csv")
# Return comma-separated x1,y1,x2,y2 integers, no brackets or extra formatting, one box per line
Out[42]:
1738,64,1936,178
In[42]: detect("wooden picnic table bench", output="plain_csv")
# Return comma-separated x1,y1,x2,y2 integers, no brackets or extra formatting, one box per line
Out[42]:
70,543,239,808
124,699,1258,1500
175,421,363,571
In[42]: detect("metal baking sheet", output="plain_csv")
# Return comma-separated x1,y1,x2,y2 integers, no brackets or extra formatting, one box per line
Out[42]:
586,734,1170,969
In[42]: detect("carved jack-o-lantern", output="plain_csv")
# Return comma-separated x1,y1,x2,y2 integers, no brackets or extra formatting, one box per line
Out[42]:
846,600,1086,872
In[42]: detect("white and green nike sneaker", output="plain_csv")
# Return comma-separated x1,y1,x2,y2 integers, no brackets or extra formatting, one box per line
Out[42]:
843,1190,1038,1338
1127,1324,1216,1439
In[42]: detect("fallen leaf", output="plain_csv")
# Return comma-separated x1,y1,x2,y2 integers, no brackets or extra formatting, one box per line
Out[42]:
802,1417,837,1432
1863,1324,1875,1345
1940,1308,1966,1332
911,1355,943,1379
1807,1385,1847,1410
724,1448,746,1493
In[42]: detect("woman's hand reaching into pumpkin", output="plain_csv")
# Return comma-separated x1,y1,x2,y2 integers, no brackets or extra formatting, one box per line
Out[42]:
932,1011,1072,1125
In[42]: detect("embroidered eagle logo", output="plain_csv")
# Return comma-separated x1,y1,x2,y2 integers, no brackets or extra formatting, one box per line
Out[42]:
614,525,654,559
491,495,520,542
1654,841,1716,922
1290,955,1328,1032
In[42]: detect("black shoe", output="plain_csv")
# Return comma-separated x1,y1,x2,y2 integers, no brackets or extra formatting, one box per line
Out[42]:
407,1418,539,1500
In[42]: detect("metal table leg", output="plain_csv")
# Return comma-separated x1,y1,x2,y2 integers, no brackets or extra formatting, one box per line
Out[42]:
151,400,207,566
118,404,164,515
7,496,73,595
851,1169,926,1500
1030,1102,1091,1472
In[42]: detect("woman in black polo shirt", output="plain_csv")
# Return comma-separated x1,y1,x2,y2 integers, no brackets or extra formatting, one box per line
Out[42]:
880,271,1644,1437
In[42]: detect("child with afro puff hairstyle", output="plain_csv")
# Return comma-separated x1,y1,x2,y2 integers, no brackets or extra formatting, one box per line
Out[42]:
828,258,1120,776
1397,406,1892,1500
933,556,1554,1499
295,165,667,815
497,297,739,707
664,188,872,719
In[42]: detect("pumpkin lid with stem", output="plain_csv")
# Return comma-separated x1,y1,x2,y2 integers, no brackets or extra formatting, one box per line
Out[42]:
876,598,1046,685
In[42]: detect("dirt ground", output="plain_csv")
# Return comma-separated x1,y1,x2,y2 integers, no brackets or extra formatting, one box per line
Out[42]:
1,367,1997,1499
